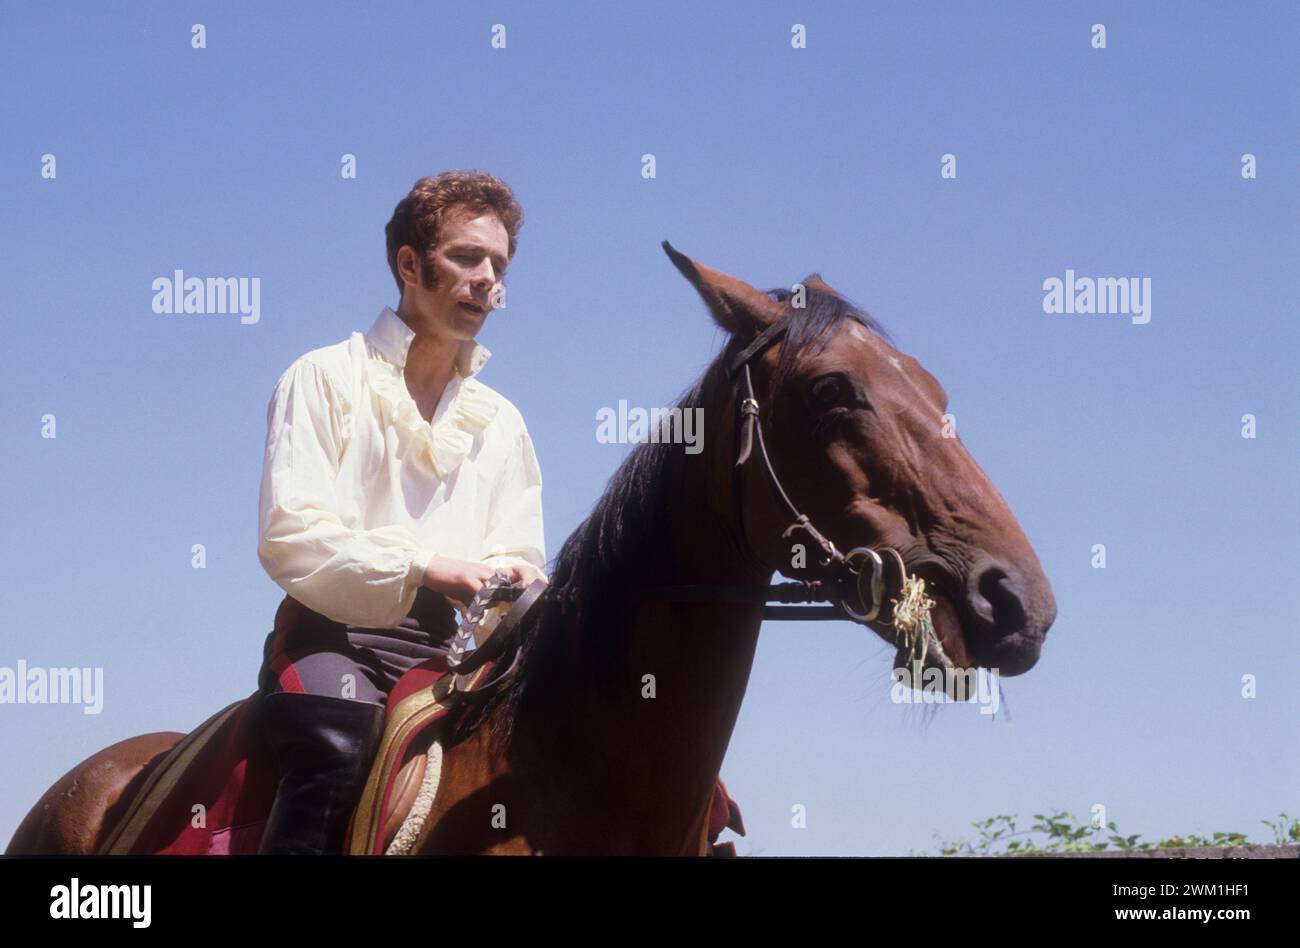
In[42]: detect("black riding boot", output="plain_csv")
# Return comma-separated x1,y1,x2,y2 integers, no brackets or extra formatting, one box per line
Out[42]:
256,691,387,855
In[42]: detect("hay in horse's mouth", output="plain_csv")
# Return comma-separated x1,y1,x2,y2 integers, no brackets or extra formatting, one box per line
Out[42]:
885,590,979,700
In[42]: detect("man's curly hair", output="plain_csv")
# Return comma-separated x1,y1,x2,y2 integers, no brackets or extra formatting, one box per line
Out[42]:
385,170,524,294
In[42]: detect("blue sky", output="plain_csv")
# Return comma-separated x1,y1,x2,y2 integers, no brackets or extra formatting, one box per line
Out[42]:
2,1,1296,855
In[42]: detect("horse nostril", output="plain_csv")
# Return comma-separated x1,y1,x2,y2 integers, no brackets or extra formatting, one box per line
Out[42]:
975,566,1027,635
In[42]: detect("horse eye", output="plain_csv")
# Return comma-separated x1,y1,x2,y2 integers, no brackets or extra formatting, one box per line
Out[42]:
810,374,851,406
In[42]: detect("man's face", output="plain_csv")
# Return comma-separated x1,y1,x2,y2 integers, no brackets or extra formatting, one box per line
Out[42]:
398,207,510,341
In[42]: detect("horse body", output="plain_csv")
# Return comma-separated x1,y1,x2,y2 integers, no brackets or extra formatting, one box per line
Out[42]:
8,245,1055,856
7,732,182,855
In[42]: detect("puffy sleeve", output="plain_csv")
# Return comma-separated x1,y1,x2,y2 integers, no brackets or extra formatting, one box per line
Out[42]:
257,358,431,628
481,423,548,579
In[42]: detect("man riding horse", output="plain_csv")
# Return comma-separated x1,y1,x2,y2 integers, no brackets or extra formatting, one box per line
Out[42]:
7,203,1056,856
254,171,547,854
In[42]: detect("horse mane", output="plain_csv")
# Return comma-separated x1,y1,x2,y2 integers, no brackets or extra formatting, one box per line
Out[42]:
449,285,891,750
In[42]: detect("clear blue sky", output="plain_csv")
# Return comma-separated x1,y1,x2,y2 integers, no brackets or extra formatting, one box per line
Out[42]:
2,1,1296,855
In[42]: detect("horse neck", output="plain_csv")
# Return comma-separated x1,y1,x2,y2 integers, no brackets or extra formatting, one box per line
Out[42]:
519,365,774,853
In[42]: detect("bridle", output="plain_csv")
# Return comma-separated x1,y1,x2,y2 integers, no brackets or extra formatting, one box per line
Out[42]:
642,306,913,627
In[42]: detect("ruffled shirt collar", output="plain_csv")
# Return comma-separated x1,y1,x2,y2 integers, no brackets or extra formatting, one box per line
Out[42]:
366,305,491,378
362,306,498,478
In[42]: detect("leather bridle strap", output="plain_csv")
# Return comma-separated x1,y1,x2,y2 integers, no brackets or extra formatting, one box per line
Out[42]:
726,314,791,379
725,314,844,569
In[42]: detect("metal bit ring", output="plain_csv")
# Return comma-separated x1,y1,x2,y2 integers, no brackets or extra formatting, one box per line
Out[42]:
839,547,884,623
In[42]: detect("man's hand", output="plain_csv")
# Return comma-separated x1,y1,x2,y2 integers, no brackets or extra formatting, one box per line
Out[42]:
422,555,498,609
496,562,548,588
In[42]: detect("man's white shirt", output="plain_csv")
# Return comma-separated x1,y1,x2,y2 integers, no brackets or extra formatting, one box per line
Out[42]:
258,305,546,628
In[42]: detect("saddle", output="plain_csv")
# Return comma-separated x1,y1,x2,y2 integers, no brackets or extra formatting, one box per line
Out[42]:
96,581,745,855
95,656,468,855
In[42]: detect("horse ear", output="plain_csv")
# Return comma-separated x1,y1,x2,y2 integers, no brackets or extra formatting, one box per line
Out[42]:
662,241,784,335
801,272,841,298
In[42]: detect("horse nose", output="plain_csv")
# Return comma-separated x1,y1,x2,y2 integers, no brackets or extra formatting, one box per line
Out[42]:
968,561,1031,637
963,557,1056,675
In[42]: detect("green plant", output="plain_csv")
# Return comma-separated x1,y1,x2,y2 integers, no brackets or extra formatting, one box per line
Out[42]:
927,810,1295,856
1261,812,1300,845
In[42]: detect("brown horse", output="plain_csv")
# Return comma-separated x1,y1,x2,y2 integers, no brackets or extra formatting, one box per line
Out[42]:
8,245,1055,855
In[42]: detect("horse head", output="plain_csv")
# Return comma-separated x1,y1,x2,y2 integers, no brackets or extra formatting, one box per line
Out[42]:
664,242,1056,679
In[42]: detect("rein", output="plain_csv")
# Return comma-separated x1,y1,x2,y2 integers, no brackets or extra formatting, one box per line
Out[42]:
441,576,547,702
